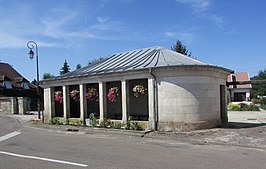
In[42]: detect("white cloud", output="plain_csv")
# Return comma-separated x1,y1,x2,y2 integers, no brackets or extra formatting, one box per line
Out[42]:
176,0,224,28
176,0,210,11
164,32,177,38
164,31,194,44
0,1,129,49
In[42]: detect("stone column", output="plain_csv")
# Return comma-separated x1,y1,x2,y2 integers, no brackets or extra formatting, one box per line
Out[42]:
17,97,26,115
79,84,87,123
148,78,155,129
99,82,107,121
43,87,55,121
121,80,129,122
63,85,70,119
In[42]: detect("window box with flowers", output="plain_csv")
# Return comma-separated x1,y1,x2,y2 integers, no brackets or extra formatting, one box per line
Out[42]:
132,84,147,98
70,89,80,101
107,87,119,102
86,87,99,101
54,91,63,103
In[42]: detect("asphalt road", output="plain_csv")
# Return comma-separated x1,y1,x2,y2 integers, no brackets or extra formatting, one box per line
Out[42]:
0,115,266,169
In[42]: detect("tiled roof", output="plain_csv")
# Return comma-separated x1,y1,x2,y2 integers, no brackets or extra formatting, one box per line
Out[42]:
0,63,35,89
227,72,252,89
54,46,216,80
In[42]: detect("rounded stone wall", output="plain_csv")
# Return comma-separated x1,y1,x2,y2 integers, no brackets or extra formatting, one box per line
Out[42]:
155,67,228,131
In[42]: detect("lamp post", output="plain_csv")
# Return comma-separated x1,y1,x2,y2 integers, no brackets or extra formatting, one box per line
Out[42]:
27,41,43,123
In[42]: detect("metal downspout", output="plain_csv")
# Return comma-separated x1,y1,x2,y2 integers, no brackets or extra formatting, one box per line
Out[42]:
149,68,158,131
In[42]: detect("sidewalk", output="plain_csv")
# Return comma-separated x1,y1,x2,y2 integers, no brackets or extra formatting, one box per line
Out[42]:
10,110,266,149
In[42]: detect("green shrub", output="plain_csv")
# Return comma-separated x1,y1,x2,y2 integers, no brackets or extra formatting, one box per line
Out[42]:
99,119,112,128
258,98,266,110
251,98,260,104
122,116,144,131
68,118,82,126
261,104,266,110
227,103,240,111
228,103,259,111
111,121,122,129
50,117,68,125
261,98,266,106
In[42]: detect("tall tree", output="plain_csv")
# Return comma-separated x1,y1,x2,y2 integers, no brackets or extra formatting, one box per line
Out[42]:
42,72,55,79
76,64,81,70
60,60,70,75
31,79,37,85
171,40,192,56
251,69,266,98
88,57,104,65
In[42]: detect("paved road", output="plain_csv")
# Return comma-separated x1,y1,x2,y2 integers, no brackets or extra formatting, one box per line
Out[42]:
0,115,266,169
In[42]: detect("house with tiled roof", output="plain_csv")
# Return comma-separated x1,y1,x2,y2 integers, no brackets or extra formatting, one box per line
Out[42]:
41,46,232,131
0,62,36,115
227,72,252,102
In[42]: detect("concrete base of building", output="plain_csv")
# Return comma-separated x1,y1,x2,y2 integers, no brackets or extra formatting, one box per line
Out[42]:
157,120,222,132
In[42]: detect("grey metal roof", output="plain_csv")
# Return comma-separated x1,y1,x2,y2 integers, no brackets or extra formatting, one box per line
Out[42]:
56,46,209,79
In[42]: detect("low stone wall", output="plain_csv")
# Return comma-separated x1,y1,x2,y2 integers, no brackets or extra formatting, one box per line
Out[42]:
0,97,14,115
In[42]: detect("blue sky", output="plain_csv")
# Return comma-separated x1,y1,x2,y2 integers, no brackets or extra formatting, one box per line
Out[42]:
0,0,265,81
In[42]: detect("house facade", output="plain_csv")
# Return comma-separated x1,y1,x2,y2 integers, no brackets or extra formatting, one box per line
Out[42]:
41,47,232,131
227,72,252,102
0,63,35,115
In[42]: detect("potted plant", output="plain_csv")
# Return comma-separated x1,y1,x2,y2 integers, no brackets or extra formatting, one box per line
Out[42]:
107,87,119,102
70,89,80,101
54,91,63,103
86,87,99,101
132,84,147,97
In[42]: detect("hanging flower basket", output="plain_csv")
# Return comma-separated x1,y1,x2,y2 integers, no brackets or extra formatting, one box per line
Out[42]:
132,84,147,97
70,89,80,101
54,91,63,103
107,87,119,102
86,87,99,101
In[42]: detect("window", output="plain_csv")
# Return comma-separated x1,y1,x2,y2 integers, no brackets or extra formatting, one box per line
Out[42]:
22,82,30,89
3,81,12,89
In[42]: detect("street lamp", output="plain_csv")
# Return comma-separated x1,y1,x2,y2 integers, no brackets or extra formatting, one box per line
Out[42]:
27,41,43,123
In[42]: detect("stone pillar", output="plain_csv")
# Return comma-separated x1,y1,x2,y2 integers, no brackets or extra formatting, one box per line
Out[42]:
18,97,26,115
148,78,155,129
43,87,55,121
121,80,129,122
79,84,87,123
63,85,70,119
99,82,107,121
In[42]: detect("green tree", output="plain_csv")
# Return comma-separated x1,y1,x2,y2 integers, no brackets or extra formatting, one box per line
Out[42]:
76,64,81,70
60,60,70,75
171,40,192,56
251,69,266,98
88,57,104,65
42,72,55,79
31,79,37,85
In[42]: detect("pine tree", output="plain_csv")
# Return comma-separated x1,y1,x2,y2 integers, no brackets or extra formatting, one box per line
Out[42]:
76,64,81,70
60,60,70,75
171,40,189,55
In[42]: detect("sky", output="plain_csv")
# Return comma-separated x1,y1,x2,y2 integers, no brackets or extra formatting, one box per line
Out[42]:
0,0,266,81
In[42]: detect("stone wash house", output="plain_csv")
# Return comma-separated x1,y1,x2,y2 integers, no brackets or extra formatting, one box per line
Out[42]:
0,63,36,115
227,72,252,102
41,46,232,131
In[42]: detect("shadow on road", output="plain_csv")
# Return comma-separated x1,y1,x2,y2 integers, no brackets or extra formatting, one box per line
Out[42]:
219,122,266,129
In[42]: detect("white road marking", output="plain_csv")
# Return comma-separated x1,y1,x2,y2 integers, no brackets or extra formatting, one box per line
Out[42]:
0,131,21,142
0,151,88,167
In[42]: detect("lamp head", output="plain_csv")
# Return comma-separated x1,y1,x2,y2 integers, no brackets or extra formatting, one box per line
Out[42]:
28,49,34,60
